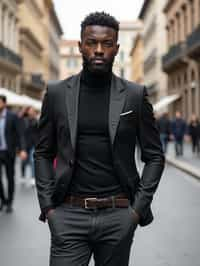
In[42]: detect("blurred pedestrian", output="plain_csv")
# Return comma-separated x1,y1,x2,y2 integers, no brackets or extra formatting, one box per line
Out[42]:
0,95,27,213
18,107,30,183
34,12,164,266
19,106,38,186
171,111,187,156
157,112,170,153
188,114,200,154
25,107,38,185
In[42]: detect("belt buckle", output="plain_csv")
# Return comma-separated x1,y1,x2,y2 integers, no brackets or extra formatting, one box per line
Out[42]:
84,197,97,209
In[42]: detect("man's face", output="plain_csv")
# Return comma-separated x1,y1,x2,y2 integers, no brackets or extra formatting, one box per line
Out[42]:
79,25,119,74
27,107,36,118
175,112,181,119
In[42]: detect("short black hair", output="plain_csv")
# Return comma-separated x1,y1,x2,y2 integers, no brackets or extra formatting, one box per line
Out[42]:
81,11,120,39
0,95,7,103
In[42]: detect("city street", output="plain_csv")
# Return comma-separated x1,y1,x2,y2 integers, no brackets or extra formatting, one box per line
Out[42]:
0,163,200,266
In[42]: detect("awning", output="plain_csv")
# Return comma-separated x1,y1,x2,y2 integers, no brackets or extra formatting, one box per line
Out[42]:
153,94,180,112
0,88,42,111
21,95,42,111
0,88,25,106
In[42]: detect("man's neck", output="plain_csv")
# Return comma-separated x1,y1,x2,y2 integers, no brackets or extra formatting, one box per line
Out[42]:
81,67,112,88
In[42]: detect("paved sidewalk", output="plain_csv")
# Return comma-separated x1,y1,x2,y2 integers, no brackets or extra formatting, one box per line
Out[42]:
166,142,200,180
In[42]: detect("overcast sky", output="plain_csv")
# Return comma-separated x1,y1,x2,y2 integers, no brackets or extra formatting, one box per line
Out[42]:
54,0,144,40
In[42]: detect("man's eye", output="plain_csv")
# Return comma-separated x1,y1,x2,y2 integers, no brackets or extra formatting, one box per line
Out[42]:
103,42,113,47
87,40,96,45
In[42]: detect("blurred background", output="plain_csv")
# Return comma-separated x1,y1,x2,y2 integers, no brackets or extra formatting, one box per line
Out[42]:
0,0,200,266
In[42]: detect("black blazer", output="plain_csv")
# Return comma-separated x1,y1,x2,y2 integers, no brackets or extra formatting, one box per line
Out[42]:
4,110,26,157
34,73,165,226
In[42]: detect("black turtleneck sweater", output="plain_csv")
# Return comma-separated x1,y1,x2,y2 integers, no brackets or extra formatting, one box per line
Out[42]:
68,69,122,197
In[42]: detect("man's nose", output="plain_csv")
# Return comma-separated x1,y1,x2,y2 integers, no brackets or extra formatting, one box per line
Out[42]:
95,43,103,54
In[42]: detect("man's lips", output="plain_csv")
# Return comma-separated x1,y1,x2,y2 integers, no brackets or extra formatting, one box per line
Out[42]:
92,58,105,64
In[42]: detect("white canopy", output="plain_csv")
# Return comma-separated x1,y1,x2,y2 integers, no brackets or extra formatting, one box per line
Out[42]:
0,88,25,106
0,88,42,111
153,94,180,112
21,95,42,111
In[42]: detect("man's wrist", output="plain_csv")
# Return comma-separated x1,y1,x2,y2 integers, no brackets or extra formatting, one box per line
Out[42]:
132,208,140,223
46,208,55,218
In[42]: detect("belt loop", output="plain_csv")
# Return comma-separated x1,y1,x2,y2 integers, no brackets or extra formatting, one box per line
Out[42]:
111,196,115,208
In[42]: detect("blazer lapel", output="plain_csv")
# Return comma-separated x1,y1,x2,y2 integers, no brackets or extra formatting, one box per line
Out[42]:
65,72,126,150
109,74,126,146
65,73,81,151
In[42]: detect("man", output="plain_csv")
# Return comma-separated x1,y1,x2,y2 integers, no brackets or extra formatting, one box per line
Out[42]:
157,112,171,153
35,12,165,266
21,106,38,186
0,95,27,213
171,111,187,156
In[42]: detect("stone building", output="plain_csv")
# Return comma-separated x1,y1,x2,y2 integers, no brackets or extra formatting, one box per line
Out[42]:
18,0,47,99
60,39,82,80
48,3,63,80
139,0,168,104
0,0,22,92
114,20,142,80
162,0,200,120
130,32,144,84
17,0,62,99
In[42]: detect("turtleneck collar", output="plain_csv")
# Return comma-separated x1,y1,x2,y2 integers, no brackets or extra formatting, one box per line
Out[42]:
80,67,112,89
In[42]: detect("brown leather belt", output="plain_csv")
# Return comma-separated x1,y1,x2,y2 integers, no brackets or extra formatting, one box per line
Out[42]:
64,194,129,209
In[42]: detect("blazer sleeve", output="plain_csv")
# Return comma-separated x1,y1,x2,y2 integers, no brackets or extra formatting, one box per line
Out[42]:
132,87,165,219
34,88,57,220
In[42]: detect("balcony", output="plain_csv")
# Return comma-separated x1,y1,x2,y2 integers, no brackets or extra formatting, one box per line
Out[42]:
187,25,200,60
22,73,45,91
162,42,187,73
0,42,22,71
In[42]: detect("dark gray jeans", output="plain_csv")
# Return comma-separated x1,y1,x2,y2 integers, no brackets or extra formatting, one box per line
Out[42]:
47,203,138,266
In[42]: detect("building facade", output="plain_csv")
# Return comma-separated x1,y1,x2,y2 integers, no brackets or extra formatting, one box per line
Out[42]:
48,4,63,80
0,0,22,92
18,0,47,99
114,20,142,80
162,0,200,120
59,39,82,80
139,0,168,104
130,32,144,84
17,0,62,100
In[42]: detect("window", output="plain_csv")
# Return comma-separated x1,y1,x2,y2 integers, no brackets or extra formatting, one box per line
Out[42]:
182,5,188,37
67,58,78,68
70,47,74,54
190,0,195,30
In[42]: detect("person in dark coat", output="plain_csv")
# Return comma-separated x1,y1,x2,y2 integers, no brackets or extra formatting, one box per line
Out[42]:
157,112,170,153
188,114,200,154
171,111,187,156
0,95,27,212
20,106,38,185
34,12,165,266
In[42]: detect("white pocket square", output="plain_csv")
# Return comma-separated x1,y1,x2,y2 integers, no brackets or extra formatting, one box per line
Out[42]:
120,110,133,116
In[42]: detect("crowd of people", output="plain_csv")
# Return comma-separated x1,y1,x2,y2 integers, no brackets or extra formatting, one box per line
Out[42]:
156,111,200,156
0,94,38,213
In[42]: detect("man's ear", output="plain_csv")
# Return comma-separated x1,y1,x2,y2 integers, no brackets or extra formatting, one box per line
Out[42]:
115,44,120,56
78,41,82,53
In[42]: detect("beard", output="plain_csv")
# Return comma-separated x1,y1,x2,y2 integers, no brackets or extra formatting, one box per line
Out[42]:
82,55,114,75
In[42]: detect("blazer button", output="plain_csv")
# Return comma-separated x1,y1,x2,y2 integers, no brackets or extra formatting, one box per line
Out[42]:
69,159,74,167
